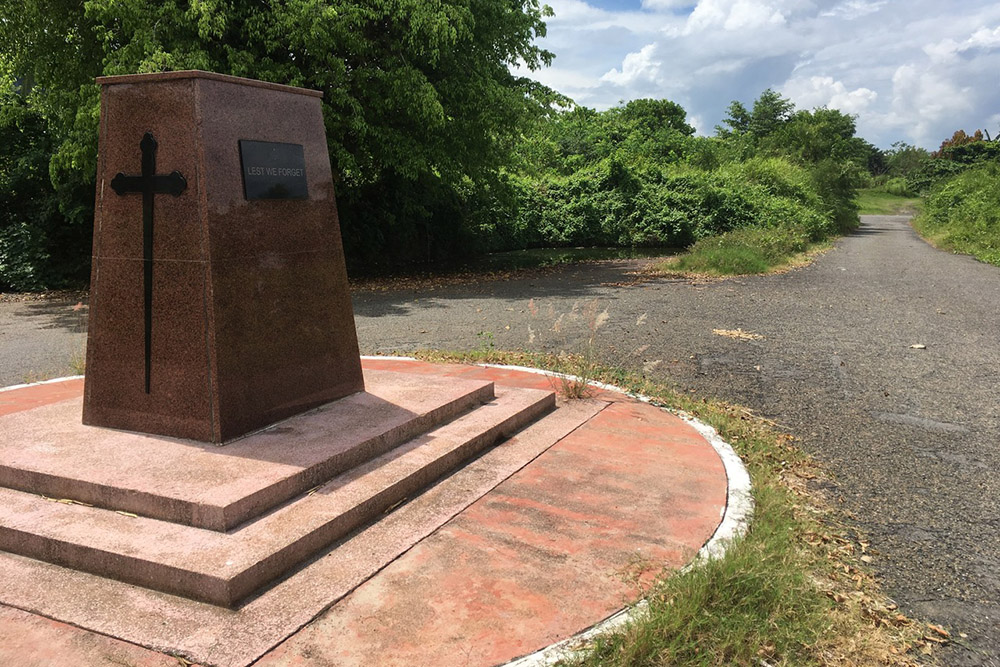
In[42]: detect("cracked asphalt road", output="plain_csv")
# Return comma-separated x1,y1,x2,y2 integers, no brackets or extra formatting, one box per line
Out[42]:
2,214,997,664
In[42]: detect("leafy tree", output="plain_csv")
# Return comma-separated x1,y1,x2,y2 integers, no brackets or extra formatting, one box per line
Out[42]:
0,76,93,289
0,0,556,277
717,100,751,137
765,108,858,163
885,142,929,178
748,89,795,138
934,129,1000,164
716,89,795,140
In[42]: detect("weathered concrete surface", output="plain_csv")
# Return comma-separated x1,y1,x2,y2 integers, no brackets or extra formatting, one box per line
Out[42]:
0,360,728,666
260,384,728,665
0,605,178,667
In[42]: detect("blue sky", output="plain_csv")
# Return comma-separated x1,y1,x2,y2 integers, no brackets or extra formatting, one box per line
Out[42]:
516,0,1000,148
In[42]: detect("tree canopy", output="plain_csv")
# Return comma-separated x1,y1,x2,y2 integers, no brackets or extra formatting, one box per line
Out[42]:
0,0,557,283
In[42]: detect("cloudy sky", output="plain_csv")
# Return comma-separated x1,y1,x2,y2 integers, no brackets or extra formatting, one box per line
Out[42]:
516,0,1000,148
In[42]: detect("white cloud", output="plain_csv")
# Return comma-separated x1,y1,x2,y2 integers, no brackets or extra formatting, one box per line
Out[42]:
820,1,887,20
684,0,788,34
879,64,972,145
641,0,695,9
601,43,662,85
781,76,878,114
687,113,708,133
522,0,1000,147
925,25,1000,63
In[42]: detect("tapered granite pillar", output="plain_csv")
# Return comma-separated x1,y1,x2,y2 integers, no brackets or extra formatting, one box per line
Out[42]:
83,71,364,443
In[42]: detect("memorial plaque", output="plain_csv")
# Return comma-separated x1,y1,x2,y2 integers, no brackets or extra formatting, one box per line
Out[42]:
239,139,308,200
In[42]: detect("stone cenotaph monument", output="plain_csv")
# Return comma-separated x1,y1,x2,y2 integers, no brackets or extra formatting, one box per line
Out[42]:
83,70,364,442
0,71,556,615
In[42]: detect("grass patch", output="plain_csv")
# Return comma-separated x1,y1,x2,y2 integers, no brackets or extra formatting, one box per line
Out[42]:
413,349,937,665
650,225,830,277
69,346,87,376
855,190,921,216
913,164,1000,267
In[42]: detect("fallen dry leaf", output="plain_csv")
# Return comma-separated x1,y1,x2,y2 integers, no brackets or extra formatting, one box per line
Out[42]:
43,496,93,507
712,328,764,341
910,344,926,349
928,624,951,638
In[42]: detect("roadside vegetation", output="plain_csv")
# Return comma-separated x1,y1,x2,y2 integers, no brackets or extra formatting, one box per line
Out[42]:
914,164,1000,266
3,2,996,291
420,349,938,666
662,225,831,276
1,1,877,291
499,91,870,278
851,129,999,266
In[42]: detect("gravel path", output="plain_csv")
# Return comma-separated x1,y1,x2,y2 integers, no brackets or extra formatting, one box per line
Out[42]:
1,215,997,664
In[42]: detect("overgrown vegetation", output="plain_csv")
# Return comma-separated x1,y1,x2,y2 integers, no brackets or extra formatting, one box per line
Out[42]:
497,92,867,263
418,350,937,666
864,127,999,263
914,164,1000,266
1,0,877,290
0,0,556,288
664,225,829,276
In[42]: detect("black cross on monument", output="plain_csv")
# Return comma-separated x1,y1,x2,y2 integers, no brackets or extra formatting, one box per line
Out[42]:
110,132,187,394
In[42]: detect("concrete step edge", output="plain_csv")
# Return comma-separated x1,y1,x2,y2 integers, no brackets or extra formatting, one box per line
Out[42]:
0,387,557,606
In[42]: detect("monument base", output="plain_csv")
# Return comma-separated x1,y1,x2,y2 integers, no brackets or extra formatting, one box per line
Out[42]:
0,359,731,667
0,367,555,606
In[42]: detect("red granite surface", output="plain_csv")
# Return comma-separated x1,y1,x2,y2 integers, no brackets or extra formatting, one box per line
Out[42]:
84,71,363,443
2,370,495,531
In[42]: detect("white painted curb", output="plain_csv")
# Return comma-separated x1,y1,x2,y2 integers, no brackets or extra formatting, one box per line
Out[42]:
0,375,85,393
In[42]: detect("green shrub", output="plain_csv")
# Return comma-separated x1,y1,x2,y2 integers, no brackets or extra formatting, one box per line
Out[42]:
906,159,966,194
883,177,911,196
916,164,1000,265
671,224,813,275
506,155,841,252
0,102,91,291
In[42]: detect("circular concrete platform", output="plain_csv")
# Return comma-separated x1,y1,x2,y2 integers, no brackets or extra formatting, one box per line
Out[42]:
0,358,749,667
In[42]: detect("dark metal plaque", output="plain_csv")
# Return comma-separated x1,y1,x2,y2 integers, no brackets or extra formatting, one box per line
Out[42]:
239,140,308,200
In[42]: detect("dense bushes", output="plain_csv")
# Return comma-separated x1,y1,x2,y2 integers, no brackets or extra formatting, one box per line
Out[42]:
672,224,814,275
916,164,1000,266
881,131,1000,196
497,90,863,260
0,0,556,288
0,101,91,290
503,156,840,252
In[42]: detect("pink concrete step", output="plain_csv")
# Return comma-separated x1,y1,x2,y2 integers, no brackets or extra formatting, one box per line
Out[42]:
0,369,495,531
0,385,556,607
